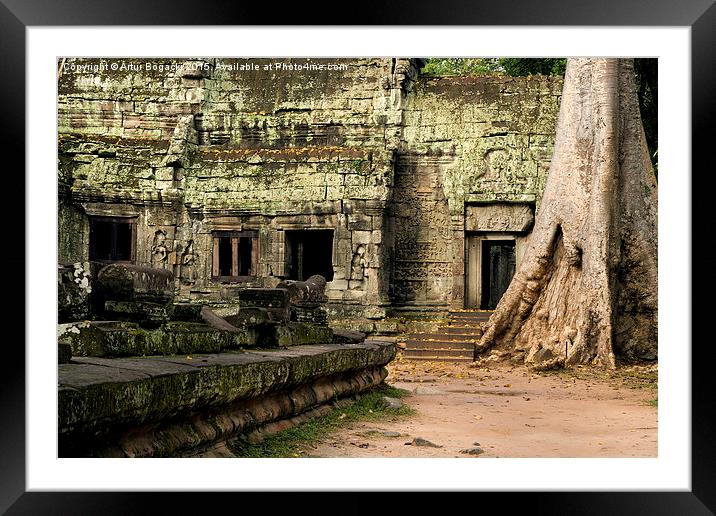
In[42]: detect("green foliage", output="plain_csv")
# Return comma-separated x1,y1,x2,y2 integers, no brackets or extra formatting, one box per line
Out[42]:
500,58,567,77
231,384,414,458
420,58,566,78
420,58,503,77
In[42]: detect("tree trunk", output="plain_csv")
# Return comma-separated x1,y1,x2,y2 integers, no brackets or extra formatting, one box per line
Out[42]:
477,58,658,369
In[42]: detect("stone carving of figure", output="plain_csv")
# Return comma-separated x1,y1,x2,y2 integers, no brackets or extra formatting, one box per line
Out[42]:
181,240,195,266
180,240,196,284
351,245,366,281
151,230,168,265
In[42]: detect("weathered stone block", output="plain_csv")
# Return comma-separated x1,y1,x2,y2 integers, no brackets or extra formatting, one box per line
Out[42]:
57,320,258,358
104,300,172,325
347,214,372,231
238,288,291,322
276,275,328,307
331,329,366,344
352,231,372,245
59,341,73,364
239,288,289,309
97,263,174,304
292,306,328,324
170,303,205,322
374,320,399,334
327,279,348,290
272,323,333,347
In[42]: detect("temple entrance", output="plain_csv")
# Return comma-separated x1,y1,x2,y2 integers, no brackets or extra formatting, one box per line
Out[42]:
481,240,516,309
285,229,334,281
465,234,516,309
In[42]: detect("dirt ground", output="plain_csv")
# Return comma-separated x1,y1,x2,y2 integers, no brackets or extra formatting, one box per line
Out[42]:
307,352,658,458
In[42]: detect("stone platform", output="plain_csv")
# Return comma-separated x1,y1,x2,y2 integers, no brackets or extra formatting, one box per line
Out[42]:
58,340,396,457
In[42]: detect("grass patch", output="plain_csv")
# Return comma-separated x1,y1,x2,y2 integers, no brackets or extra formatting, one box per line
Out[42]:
230,384,414,458
648,397,658,407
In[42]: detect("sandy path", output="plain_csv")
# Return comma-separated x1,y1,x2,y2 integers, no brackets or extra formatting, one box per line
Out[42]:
307,355,657,458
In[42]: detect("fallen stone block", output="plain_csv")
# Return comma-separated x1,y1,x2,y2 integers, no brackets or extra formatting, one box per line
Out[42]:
97,263,174,304
271,322,333,347
276,275,328,308
171,303,204,322
104,300,172,325
57,320,258,358
238,288,290,322
332,329,366,344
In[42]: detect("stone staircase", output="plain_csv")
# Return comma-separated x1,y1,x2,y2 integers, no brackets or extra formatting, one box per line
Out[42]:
402,310,493,362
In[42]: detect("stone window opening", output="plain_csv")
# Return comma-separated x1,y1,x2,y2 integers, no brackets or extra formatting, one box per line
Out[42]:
211,231,258,282
88,216,136,263
284,229,334,282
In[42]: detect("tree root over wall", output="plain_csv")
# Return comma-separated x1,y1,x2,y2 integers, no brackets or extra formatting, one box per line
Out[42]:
478,58,658,369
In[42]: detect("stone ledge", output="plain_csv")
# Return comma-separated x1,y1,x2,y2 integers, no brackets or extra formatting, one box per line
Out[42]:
58,321,259,358
72,368,384,458
59,341,396,456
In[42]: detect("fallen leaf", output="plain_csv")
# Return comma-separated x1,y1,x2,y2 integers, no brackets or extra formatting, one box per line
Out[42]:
474,415,483,420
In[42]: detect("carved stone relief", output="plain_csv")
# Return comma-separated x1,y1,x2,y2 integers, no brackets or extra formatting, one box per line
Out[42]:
464,203,534,233
151,230,169,265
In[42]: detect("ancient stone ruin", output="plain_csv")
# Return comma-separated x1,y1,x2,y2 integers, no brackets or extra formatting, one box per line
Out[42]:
58,58,562,329
57,57,569,456
58,261,390,456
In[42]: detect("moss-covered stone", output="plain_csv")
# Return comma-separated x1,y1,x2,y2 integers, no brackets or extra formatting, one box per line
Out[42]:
57,320,259,358
58,340,396,453
272,322,333,347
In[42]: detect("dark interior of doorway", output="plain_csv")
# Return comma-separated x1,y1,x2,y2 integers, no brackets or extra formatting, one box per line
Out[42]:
481,240,516,310
89,217,134,262
286,229,334,281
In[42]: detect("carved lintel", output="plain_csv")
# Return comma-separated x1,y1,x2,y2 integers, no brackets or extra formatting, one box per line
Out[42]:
464,203,534,232
81,202,141,218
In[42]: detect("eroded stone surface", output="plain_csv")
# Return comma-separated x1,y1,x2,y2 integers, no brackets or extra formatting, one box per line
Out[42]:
58,340,396,457
57,320,258,357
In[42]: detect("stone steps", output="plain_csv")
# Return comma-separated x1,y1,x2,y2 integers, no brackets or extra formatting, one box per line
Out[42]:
441,326,485,335
401,354,475,362
404,339,475,350
406,333,480,342
448,311,493,323
402,310,493,363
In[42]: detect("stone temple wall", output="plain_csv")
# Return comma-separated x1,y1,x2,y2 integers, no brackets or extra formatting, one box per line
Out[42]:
58,58,562,319
388,76,562,309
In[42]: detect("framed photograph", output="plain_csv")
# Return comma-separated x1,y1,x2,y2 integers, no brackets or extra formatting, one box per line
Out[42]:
3,0,709,512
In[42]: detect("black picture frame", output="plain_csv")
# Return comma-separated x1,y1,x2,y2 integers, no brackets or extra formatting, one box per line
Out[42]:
2,1,710,513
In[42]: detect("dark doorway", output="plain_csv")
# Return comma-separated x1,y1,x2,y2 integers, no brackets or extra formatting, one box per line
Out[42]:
481,240,516,310
89,217,136,262
285,229,334,281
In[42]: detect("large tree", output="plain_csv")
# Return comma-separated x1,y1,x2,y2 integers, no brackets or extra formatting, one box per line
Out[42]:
477,58,658,369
